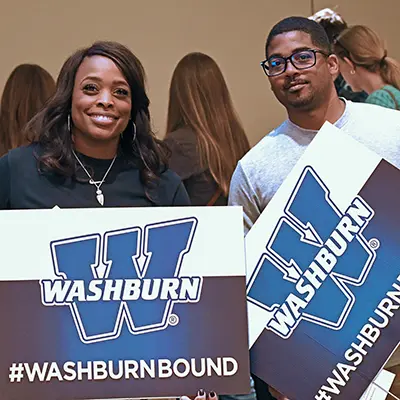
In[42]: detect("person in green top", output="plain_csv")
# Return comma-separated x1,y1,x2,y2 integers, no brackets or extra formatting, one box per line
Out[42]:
333,25,400,110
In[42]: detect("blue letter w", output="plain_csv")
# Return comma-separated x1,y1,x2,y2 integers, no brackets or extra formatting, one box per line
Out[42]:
49,218,197,343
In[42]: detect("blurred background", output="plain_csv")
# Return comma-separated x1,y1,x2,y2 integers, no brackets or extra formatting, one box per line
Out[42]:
0,0,398,146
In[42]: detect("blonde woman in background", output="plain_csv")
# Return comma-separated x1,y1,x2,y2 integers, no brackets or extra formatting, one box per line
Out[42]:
0,64,56,156
164,52,250,206
334,25,400,110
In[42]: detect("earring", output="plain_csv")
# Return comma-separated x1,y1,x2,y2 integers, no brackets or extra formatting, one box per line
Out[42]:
131,120,137,142
121,120,137,141
350,70,356,75
67,114,71,132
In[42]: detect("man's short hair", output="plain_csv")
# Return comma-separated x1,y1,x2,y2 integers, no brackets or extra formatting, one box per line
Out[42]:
265,16,331,58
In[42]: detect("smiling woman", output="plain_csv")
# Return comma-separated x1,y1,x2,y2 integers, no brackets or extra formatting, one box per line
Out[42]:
71,55,133,158
0,41,190,209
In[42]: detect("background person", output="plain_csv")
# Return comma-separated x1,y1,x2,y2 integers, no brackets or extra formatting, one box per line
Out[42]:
309,8,368,103
164,52,250,206
0,63,56,156
334,25,400,110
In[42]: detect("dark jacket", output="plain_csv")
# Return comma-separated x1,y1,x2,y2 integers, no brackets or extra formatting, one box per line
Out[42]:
164,127,226,206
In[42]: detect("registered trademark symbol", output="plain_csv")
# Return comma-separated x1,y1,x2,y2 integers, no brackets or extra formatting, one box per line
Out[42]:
369,238,380,250
168,314,179,326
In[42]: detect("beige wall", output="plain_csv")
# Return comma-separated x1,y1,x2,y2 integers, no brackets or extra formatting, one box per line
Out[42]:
314,0,400,60
0,1,399,147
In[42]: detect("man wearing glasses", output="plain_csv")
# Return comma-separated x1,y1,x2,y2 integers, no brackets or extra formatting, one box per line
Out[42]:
229,16,400,235
229,15,400,400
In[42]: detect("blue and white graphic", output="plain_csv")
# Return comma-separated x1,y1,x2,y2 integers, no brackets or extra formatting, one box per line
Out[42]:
247,166,376,339
0,206,250,399
40,218,200,343
246,124,400,400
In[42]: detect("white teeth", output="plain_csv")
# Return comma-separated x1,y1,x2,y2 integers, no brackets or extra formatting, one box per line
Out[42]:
92,115,113,121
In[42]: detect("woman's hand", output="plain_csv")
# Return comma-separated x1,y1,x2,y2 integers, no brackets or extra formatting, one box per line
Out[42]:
180,389,218,400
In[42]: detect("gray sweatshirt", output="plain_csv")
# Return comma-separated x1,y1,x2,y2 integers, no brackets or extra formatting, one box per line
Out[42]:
229,100,400,234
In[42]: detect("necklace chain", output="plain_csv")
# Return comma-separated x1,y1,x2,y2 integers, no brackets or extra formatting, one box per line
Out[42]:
72,150,117,206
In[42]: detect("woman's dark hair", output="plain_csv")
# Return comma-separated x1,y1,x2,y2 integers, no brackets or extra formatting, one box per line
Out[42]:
26,41,168,196
0,64,55,156
309,8,348,44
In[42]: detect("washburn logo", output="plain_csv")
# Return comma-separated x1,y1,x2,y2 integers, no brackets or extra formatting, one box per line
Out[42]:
247,167,377,339
40,218,200,344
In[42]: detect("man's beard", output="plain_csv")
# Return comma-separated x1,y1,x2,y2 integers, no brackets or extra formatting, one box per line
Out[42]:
287,86,316,109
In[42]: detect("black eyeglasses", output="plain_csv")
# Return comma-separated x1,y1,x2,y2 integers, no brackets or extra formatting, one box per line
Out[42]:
260,49,329,77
